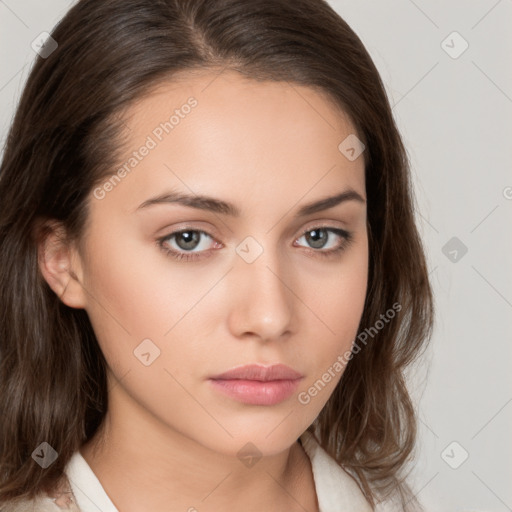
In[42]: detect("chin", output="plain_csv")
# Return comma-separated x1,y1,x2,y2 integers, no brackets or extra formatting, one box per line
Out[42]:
192,417,307,459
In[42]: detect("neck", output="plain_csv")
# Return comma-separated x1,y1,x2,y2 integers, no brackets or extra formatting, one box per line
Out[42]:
79,384,318,512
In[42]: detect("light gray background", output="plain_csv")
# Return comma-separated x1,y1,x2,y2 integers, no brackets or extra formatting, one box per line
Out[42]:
1,1,511,511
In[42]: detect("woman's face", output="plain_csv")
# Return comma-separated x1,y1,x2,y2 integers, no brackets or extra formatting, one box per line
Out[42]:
68,70,368,457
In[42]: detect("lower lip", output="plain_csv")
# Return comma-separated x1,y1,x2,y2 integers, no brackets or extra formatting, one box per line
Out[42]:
209,378,302,405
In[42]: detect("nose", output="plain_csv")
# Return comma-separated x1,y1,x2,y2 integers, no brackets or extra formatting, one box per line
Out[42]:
227,245,294,343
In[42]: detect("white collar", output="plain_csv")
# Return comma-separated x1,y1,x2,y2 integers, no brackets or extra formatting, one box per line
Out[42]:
65,431,371,512
299,430,372,511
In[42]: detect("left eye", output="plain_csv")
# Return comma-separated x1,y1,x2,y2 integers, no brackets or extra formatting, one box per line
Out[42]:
295,227,348,251
157,226,352,262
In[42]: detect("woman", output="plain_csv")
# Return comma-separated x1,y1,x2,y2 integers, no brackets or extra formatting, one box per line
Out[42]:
0,0,434,510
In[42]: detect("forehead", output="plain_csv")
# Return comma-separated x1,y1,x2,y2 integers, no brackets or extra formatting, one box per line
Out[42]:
124,68,360,148
98,69,366,216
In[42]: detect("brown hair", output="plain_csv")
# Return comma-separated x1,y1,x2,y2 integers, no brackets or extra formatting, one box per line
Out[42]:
0,0,434,509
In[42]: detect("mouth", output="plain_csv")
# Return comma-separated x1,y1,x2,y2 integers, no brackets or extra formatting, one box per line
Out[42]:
209,364,304,406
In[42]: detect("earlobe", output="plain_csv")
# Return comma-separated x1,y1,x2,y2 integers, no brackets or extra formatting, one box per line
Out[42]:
37,221,87,309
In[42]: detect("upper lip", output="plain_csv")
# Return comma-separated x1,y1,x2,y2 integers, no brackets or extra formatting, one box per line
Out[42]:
211,364,303,381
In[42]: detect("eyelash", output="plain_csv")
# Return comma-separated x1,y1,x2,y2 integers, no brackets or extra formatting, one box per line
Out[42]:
157,225,354,262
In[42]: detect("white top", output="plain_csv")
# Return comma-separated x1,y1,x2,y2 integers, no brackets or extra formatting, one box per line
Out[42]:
8,431,373,512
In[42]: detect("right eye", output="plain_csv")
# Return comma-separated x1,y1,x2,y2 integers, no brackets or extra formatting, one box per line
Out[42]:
157,229,221,262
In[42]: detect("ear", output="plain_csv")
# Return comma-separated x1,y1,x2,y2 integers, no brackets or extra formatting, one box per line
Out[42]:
36,220,87,309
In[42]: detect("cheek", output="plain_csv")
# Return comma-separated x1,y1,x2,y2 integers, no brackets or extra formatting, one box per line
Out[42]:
295,241,368,404
79,222,225,397
81,222,209,338
79,227,209,411
309,237,368,343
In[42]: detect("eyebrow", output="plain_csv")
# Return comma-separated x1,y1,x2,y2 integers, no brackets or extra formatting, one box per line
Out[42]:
136,188,365,217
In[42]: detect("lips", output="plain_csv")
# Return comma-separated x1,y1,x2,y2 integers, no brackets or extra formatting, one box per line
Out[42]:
211,363,303,381
209,364,303,406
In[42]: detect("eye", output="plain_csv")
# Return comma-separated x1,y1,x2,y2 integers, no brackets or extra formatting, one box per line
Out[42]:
294,226,353,258
157,225,354,262
157,229,218,262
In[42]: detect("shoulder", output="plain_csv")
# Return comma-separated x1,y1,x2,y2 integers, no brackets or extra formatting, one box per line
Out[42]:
1,496,65,512
1,476,81,512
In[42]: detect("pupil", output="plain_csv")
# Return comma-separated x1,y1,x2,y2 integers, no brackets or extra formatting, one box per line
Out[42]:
306,229,327,249
177,231,199,250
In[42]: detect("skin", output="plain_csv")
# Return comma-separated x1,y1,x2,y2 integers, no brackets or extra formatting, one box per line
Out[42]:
38,69,368,512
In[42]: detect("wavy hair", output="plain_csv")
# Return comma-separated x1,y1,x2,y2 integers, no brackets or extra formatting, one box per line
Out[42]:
0,0,434,509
